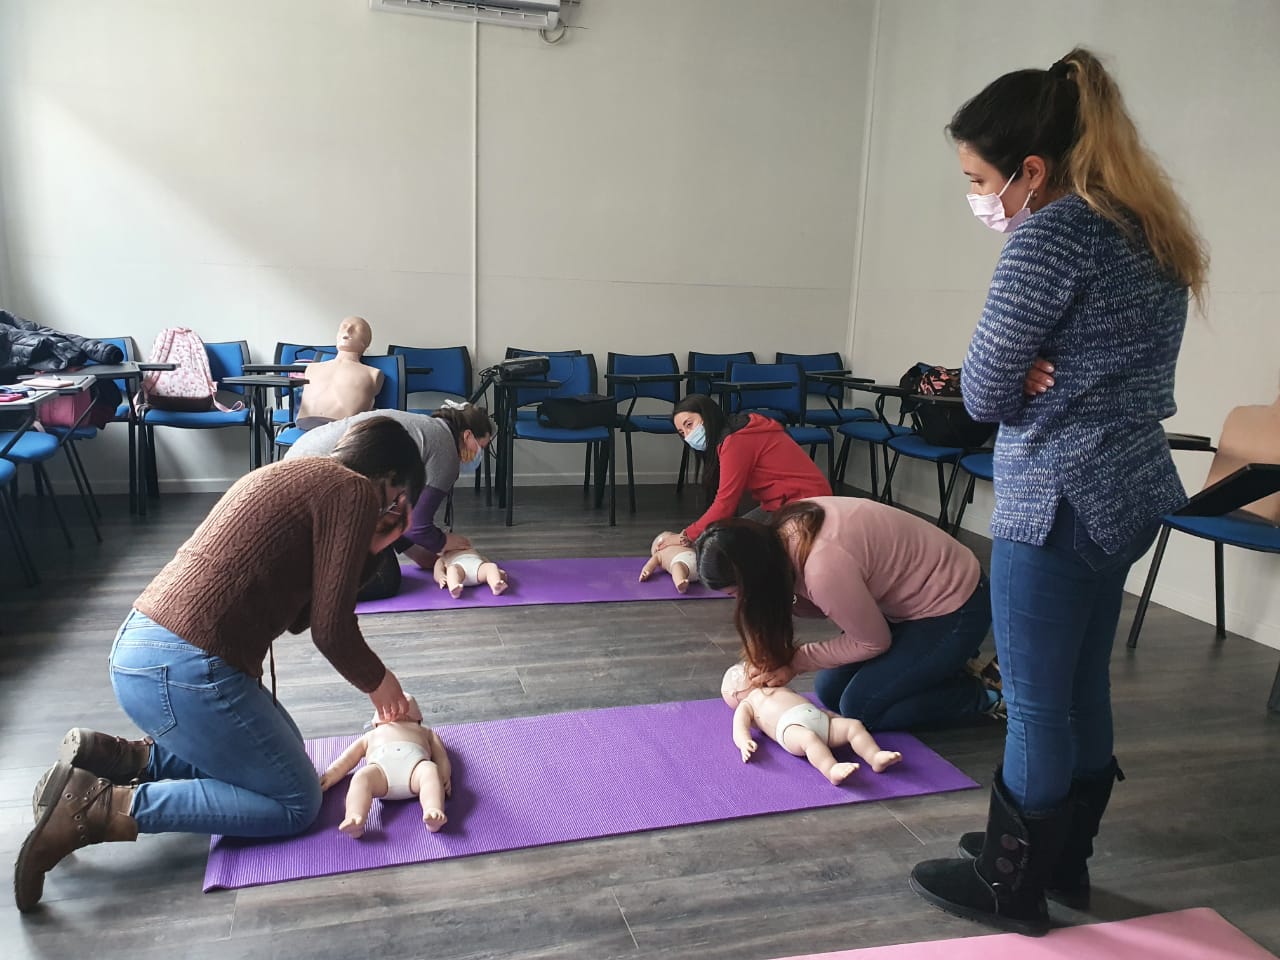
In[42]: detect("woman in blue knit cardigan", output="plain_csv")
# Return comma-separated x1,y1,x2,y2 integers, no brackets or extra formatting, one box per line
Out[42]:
910,48,1209,935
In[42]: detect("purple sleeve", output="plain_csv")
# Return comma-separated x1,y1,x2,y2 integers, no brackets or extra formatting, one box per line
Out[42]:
402,485,449,554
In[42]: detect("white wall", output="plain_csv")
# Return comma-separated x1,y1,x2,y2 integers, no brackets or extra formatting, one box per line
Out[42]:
850,0,1280,648
0,0,873,486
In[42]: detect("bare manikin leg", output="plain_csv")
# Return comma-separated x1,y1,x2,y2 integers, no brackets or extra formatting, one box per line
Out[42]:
477,562,508,596
783,727,859,785
445,563,466,599
669,559,691,594
340,764,389,838
410,759,448,832
828,716,902,773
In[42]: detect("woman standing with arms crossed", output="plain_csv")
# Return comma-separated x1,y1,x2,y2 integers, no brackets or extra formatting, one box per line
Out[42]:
15,417,426,912
910,49,1208,935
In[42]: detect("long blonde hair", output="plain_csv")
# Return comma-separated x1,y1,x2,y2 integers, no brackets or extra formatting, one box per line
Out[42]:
949,47,1209,305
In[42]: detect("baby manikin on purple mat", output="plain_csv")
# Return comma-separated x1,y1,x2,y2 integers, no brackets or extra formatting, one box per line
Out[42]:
354,556,728,614
203,698,978,891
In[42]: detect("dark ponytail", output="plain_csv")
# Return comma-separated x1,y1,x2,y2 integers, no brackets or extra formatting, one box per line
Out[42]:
949,47,1207,304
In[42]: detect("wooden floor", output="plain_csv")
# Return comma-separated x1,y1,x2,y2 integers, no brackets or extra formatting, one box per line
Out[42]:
1,482,1278,959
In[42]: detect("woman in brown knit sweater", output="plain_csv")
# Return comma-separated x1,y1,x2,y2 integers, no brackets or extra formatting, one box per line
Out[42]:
15,416,426,913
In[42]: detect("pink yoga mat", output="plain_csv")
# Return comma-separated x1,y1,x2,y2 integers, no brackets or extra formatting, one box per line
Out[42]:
355,556,728,614
204,697,976,891
766,907,1276,960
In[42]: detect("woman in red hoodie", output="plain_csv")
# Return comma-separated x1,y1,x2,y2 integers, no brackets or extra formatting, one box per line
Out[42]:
656,394,831,550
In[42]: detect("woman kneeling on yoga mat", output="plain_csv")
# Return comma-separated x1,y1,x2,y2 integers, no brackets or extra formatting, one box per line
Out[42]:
14,417,425,914
695,497,999,732
286,403,496,600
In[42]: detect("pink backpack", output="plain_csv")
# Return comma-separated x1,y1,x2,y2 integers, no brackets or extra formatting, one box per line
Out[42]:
137,328,244,413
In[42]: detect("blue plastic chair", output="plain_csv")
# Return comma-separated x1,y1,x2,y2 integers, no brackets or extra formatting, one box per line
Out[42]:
948,451,994,536
273,354,408,454
389,345,473,415
607,352,682,512
776,352,875,426
141,340,252,502
504,353,615,527
879,394,994,524
724,360,836,486
1128,463,1280,652
0,420,76,548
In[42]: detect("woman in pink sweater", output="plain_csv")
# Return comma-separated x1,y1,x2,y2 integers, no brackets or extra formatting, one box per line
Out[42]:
696,497,997,730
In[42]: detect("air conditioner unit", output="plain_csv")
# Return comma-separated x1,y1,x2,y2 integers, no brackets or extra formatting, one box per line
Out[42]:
370,0,560,31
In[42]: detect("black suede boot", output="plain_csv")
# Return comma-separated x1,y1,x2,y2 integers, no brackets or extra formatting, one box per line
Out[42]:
910,770,1069,936
954,757,1123,909
1046,757,1124,907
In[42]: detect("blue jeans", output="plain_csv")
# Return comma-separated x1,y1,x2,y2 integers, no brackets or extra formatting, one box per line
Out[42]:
109,610,322,837
813,576,992,731
992,502,1157,814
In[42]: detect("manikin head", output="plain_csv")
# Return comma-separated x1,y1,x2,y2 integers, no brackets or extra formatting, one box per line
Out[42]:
336,316,373,355
721,663,750,708
371,695,423,728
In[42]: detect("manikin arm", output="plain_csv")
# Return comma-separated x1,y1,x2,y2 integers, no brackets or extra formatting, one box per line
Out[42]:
732,701,759,763
319,734,370,790
638,555,662,582
427,729,452,797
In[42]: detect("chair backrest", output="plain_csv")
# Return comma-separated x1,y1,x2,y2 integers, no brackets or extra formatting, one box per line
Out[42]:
505,346,583,359
776,351,844,401
206,341,250,397
388,344,472,401
607,352,680,404
726,361,805,423
360,354,408,411
511,353,596,408
85,336,139,397
688,351,755,397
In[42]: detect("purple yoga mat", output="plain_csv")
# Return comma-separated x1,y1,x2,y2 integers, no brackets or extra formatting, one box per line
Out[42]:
203,698,978,891
355,556,728,614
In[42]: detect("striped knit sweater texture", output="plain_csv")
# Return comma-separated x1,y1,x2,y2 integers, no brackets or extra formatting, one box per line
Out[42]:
135,457,387,692
962,193,1189,554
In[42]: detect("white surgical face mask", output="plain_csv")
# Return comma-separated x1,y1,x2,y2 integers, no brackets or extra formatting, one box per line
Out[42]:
967,169,1031,234
684,423,707,452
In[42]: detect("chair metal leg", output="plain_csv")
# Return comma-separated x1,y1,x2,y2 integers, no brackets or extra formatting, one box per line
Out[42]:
0,490,39,585
1269,662,1280,714
145,424,160,501
1214,541,1226,639
505,434,515,527
880,451,902,504
826,442,836,490
1127,524,1171,649
608,429,616,526
34,464,74,548
62,446,102,543
951,474,977,537
936,460,962,528
583,444,593,497
677,444,689,494
835,436,851,486
624,430,637,514
69,442,102,519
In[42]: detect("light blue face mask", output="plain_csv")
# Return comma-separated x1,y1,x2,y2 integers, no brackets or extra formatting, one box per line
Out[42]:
684,423,707,452
458,447,483,474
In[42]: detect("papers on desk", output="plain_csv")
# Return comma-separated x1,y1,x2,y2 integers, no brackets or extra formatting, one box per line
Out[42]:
22,374,94,390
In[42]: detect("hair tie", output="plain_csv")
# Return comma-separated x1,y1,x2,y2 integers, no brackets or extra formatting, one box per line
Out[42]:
441,399,469,411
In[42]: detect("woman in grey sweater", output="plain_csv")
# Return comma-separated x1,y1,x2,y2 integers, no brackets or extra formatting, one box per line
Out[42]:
286,404,495,598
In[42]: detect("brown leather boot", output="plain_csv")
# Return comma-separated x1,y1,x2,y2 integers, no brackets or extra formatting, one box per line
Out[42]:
14,762,138,913
58,728,152,784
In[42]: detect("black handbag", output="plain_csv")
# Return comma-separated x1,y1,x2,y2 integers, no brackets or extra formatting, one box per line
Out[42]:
536,394,616,430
